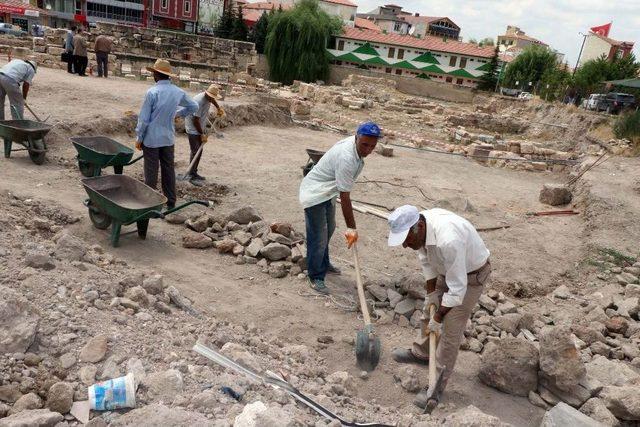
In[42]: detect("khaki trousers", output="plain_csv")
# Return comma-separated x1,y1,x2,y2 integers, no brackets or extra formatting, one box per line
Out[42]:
412,262,491,393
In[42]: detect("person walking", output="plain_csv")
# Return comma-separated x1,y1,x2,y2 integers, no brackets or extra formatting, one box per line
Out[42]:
64,25,76,74
0,47,37,120
94,33,113,78
184,84,225,183
135,59,198,209
73,27,88,77
387,205,491,410
298,121,381,294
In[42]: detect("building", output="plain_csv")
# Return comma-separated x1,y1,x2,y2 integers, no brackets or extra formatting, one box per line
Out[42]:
2,0,47,30
197,0,224,34
242,1,290,27
578,32,635,67
357,4,460,39
329,27,499,88
242,0,354,27
150,0,198,31
497,25,547,51
317,0,356,27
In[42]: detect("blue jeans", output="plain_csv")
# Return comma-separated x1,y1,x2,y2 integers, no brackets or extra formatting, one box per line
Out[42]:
304,199,336,281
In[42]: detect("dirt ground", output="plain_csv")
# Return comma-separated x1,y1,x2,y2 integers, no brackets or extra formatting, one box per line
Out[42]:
1,64,639,426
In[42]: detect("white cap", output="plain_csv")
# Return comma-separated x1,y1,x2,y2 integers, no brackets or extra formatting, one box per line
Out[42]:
387,205,420,246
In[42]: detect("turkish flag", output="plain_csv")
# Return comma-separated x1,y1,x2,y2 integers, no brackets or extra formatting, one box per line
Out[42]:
590,23,611,37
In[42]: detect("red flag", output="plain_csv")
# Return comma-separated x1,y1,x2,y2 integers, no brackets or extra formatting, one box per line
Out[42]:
590,23,611,37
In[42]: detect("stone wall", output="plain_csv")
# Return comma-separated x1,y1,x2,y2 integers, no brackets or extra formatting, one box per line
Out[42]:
0,22,257,81
328,65,476,104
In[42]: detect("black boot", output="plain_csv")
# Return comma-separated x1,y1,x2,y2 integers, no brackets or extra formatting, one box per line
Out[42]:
391,348,429,366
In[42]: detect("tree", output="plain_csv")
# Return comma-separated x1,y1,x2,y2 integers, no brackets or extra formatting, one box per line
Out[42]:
479,37,494,47
249,12,269,54
265,0,343,84
503,45,558,90
477,45,500,91
539,66,572,101
573,53,639,96
215,6,235,40
468,37,477,44
231,5,249,41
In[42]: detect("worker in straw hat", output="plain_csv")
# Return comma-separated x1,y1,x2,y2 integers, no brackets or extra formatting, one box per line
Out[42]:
135,59,198,209
387,205,491,410
0,47,37,120
183,83,226,183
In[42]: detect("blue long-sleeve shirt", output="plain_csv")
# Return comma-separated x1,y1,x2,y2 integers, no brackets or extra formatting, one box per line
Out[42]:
65,30,74,52
135,80,198,148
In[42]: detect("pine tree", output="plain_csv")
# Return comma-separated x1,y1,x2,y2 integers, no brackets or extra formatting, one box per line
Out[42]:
249,12,269,54
477,45,500,91
231,6,249,41
215,5,235,40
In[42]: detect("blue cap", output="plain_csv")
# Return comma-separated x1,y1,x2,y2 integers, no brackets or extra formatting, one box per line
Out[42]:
356,121,381,138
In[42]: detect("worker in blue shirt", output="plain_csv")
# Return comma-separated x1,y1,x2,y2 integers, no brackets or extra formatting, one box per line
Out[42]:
0,47,36,120
135,59,198,209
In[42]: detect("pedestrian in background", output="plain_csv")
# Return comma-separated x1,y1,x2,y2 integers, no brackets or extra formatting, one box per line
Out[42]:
94,32,113,78
64,25,76,74
73,27,88,77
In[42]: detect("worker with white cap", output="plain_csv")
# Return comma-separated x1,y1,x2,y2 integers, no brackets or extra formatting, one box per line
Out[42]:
0,47,37,120
387,205,491,409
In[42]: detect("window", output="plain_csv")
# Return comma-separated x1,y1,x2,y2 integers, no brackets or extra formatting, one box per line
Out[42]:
184,0,190,13
459,57,467,68
388,47,395,58
337,40,344,50
385,67,391,73
456,78,463,85
393,22,402,32
395,69,402,75
449,56,457,67
398,49,404,60
446,77,453,83
160,0,168,9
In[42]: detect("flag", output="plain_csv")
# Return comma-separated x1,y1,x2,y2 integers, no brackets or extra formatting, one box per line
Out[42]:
590,23,611,37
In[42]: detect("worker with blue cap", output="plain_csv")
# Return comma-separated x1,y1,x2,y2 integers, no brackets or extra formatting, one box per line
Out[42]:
299,121,381,294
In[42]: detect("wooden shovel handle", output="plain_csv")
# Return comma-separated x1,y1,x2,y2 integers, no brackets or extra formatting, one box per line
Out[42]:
352,243,371,326
184,145,204,177
428,304,437,387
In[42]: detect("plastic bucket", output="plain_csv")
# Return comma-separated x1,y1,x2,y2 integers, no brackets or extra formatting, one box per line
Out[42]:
88,372,136,411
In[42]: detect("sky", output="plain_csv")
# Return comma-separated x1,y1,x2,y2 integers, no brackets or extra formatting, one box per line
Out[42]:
354,0,640,66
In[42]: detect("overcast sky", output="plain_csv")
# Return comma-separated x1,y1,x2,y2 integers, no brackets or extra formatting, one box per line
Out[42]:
354,0,639,66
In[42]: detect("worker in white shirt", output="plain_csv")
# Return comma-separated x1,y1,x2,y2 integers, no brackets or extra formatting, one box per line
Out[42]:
387,205,491,409
0,47,36,120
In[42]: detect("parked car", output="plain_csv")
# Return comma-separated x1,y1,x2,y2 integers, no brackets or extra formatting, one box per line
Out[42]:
518,92,533,100
0,23,27,37
500,88,521,97
597,93,636,114
583,94,605,111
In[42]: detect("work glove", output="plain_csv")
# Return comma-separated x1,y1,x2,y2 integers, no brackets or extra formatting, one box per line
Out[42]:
135,141,142,151
200,134,209,144
428,317,442,335
217,107,225,118
345,228,358,249
425,292,440,312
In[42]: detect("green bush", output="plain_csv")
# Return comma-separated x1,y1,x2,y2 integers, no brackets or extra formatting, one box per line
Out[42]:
613,110,640,148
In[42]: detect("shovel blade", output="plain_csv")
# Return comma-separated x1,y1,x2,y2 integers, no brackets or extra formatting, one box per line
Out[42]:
355,329,381,372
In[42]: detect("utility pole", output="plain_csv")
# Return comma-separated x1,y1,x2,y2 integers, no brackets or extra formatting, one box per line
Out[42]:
573,32,587,76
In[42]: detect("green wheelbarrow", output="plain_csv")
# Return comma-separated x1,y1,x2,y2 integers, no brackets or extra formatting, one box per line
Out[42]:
82,174,211,247
1,119,52,165
70,136,143,177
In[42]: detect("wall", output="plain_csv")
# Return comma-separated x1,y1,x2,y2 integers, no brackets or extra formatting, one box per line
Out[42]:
579,34,611,66
318,1,356,26
328,65,475,103
253,53,268,79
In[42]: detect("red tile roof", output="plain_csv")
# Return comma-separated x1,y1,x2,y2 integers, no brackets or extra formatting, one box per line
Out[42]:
0,0,47,15
339,27,496,58
321,0,357,6
242,8,265,24
244,1,292,11
354,17,381,32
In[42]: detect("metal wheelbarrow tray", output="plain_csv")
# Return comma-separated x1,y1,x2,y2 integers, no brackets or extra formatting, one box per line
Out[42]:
302,148,326,177
0,119,52,165
82,175,210,247
70,136,143,177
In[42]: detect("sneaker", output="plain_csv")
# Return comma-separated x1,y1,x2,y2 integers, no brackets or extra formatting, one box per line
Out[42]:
191,173,206,181
391,348,429,365
327,264,341,275
308,278,330,295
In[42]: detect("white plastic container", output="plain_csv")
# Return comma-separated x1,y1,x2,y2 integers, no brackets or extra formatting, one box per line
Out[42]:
88,372,136,411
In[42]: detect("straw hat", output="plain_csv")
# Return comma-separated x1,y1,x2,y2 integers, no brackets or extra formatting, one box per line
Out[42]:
145,59,176,78
205,84,220,99
11,47,31,60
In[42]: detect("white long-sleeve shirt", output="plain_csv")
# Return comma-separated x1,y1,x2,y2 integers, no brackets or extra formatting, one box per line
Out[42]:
417,208,490,307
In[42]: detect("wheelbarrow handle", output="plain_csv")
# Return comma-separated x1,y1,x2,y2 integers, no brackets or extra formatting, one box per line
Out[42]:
125,154,144,166
129,209,165,223
162,200,212,216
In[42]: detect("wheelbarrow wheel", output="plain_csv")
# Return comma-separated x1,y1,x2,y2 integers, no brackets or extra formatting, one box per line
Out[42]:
78,160,97,177
88,207,112,230
28,139,46,165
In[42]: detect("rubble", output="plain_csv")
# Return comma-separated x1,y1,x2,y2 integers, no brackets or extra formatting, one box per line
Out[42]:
0,286,39,354
600,386,640,420
0,408,64,427
539,184,573,206
539,326,586,392
479,338,539,396
45,382,73,414
540,402,605,427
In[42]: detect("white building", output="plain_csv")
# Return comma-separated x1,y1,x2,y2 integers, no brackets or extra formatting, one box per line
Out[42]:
317,0,357,27
329,27,499,88
578,32,635,67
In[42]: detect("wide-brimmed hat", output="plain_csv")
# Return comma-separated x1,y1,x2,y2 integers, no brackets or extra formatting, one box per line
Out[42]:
145,59,176,77
12,47,31,60
205,84,220,99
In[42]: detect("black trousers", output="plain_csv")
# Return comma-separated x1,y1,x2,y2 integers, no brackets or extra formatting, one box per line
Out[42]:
73,55,88,76
66,52,74,73
187,134,203,175
143,145,176,206
96,52,108,77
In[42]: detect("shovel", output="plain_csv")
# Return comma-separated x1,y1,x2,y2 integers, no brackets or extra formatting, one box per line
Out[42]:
353,242,381,371
177,144,204,183
25,102,50,122
424,304,445,414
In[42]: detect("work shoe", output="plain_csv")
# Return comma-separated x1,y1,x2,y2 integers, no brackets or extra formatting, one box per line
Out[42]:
391,348,429,366
414,386,441,412
191,173,206,181
308,278,330,295
327,264,341,275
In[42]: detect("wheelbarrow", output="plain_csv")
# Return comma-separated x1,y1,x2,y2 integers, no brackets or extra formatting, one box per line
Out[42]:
302,148,325,177
70,136,143,177
0,119,52,165
82,174,211,247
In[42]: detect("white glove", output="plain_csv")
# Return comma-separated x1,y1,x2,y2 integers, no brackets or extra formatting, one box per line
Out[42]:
425,292,439,312
428,317,442,335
